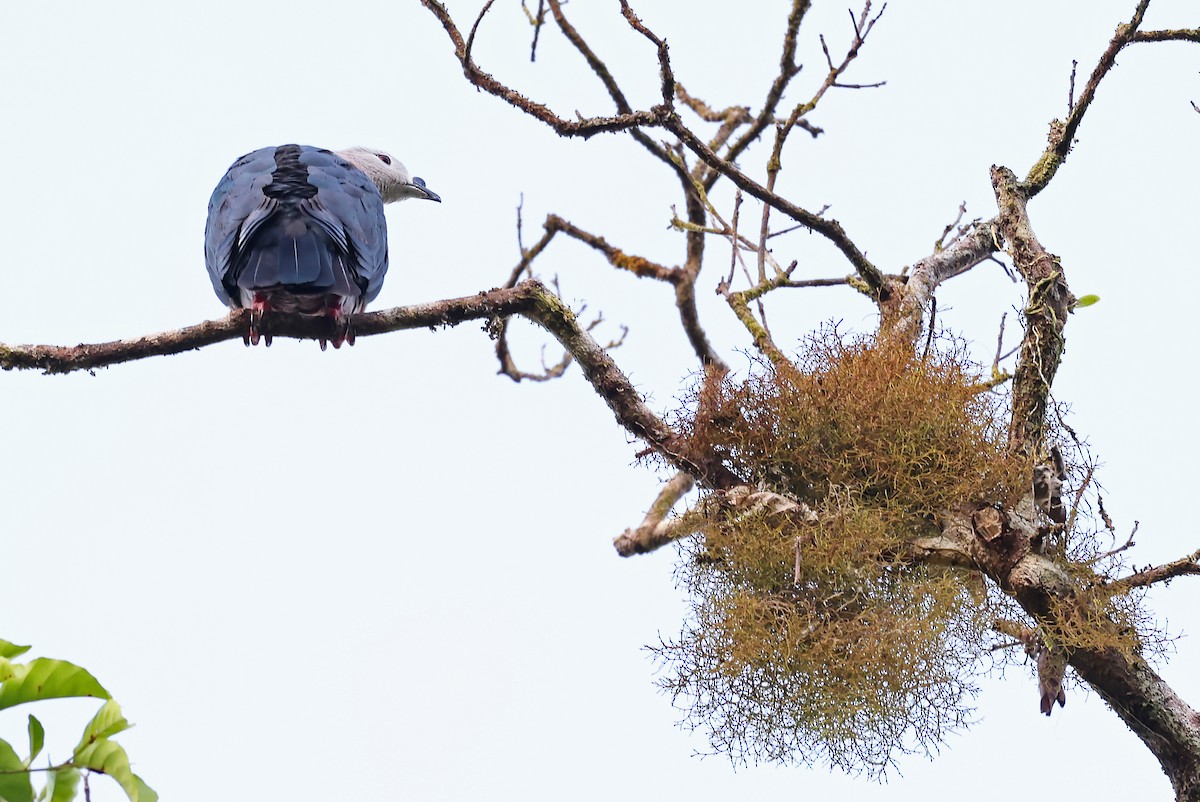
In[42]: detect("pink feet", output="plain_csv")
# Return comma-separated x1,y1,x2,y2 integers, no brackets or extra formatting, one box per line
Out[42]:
243,294,355,350
319,305,355,351
246,295,274,347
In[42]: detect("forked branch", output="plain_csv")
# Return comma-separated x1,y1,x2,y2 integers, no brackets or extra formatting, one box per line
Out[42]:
422,0,669,138
420,0,886,296
1024,0,1153,195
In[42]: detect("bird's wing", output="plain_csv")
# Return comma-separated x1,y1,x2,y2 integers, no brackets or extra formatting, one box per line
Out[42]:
299,149,390,305
203,147,279,306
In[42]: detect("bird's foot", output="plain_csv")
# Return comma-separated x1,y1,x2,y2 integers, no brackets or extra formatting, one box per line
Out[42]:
248,296,274,347
320,307,354,351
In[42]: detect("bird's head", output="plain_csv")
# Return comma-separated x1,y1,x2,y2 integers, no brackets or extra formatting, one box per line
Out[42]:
336,146,442,205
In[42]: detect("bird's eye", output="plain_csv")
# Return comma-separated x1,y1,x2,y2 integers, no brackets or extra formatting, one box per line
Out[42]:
413,177,427,188
376,153,392,165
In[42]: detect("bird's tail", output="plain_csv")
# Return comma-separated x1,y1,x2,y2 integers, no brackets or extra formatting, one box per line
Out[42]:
232,208,361,302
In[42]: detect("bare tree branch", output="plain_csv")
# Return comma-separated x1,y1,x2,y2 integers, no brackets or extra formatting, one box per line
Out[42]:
506,212,726,370
723,281,793,371
522,0,548,61
1023,0,1152,196
1131,27,1200,43
617,0,676,108
1,280,744,491
668,116,886,294
421,0,669,138
675,82,745,124
883,218,1002,344
717,0,812,170
992,166,1075,453
494,334,573,383
421,0,884,298
537,0,734,372
546,0,680,172
951,499,1200,775
0,286,539,374
933,202,970,252
545,215,680,282
1070,638,1200,792
1108,549,1200,594
613,471,696,556
1067,59,1079,111
674,275,728,370
1088,520,1140,564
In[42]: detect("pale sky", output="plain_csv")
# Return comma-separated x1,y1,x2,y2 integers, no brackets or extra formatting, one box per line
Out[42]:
1,1,1197,800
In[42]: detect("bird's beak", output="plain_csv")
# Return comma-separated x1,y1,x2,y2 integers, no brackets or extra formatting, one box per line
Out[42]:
410,178,441,203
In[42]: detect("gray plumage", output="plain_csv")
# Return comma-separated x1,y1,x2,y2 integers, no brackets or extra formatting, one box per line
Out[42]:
204,144,440,346
1023,632,1068,715
1037,641,1068,715
1033,445,1068,524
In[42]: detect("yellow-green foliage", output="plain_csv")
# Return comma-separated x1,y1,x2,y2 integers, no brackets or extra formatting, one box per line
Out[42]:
1050,554,1164,660
690,332,1029,515
658,330,1030,774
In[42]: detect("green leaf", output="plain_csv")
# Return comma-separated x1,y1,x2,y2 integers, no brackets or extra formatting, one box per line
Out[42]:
75,701,130,752
0,737,33,802
0,659,15,684
44,767,79,802
73,740,140,802
0,659,109,711
131,775,157,802
1073,293,1100,309
23,716,43,769
0,642,32,660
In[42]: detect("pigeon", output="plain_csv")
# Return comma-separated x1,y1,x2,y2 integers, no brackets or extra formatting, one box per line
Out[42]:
204,144,440,348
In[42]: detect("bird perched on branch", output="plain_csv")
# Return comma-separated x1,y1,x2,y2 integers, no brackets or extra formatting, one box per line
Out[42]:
204,144,441,348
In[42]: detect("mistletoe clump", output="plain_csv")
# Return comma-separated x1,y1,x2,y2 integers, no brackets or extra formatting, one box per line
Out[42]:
659,332,1031,773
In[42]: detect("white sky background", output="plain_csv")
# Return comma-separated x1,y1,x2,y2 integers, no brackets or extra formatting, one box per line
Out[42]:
1,1,1197,799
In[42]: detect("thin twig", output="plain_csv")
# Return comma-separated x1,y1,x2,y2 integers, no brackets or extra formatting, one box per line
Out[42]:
922,296,937,361
546,0,678,172
729,190,743,286
422,0,669,138
718,0,812,171
547,215,680,282
1109,548,1200,594
525,0,548,61
515,194,527,258
671,118,885,293
1067,59,1079,110
935,202,969,251
992,312,1008,376
1090,521,1139,563
675,82,736,123
1065,461,1094,534
1098,495,1115,532
465,0,498,71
